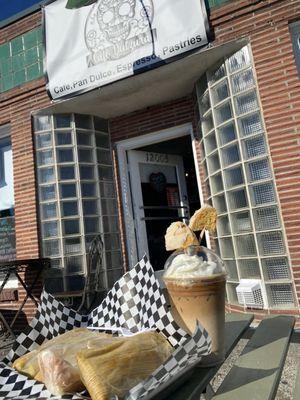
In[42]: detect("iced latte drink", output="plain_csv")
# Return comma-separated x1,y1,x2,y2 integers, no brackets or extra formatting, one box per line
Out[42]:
163,245,226,365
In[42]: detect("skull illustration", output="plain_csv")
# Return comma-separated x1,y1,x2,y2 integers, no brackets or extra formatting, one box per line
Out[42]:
97,0,136,44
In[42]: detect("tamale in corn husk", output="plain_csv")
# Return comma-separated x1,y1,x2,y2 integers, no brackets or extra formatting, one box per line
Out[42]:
77,331,173,400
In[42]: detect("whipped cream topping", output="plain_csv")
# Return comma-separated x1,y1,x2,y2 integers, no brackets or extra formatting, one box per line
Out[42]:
164,254,223,279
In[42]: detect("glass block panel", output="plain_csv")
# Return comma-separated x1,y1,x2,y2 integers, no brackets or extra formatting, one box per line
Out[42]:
37,150,53,166
209,62,225,83
97,149,112,165
64,237,82,255
43,221,59,238
83,200,98,215
253,207,280,231
39,167,54,183
98,166,113,181
75,114,92,129
105,251,122,268
218,122,236,146
225,260,238,280
215,101,232,125
57,148,73,163
211,80,229,104
221,144,240,167
61,201,78,217
258,231,285,256
217,215,230,236
80,165,95,180
65,256,84,274
101,199,118,215
60,183,77,198
63,219,80,235
41,203,57,220
250,182,275,206
34,115,51,131
94,117,108,132
201,112,214,134
231,69,254,94
99,182,116,199
213,194,227,214
43,240,60,257
239,259,260,278
59,165,75,180
262,258,290,280
36,133,52,149
104,233,120,250
228,46,250,72
219,237,234,258
199,91,210,114
40,185,56,201
103,216,119,232
211,173,224,194
247,159,271,182
204,132,217,154
107,268,123,287
235,234,257,256
231,211,252,233
95,133,109,148
84,217,99,233
77,131,93,146
267,284,295,307
235,91,258,115
219,238,234,258
81,182,97,197
207,153,220,175
54,115,71,128
227,282,239,304
55,131,72,146
228,188,248,210
238,112,263,137
224,166,244,188
243,136,266,159
78,148,93,163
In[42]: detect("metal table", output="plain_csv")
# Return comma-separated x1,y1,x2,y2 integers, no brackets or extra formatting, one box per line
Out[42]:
0,258,50,341
154,313,295,400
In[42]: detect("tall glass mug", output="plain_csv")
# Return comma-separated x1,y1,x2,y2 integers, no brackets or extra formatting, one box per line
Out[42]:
163,245,227,365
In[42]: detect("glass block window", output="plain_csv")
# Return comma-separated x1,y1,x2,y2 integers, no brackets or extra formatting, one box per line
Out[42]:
0,27,43,93
197,45,296,309
34,114,122,294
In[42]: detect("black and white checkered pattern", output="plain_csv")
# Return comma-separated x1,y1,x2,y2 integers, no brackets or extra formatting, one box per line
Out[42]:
0,255,211,400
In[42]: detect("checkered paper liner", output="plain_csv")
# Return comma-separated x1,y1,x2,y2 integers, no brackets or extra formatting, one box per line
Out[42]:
0,255,211,400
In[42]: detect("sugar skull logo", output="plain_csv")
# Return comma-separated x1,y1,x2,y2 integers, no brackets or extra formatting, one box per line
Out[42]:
85,0,154,64
97,0,136,44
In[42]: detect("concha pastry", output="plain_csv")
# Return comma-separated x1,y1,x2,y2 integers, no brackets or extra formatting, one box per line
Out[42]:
165,221,199,251
189,205,217,232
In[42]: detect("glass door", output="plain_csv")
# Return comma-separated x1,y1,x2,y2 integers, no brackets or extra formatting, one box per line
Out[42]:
128,150,189,270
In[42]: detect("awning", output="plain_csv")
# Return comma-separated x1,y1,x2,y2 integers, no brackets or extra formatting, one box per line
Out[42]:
36,38,248,119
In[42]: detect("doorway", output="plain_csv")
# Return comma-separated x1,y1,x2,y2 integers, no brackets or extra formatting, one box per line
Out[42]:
117,124,202,270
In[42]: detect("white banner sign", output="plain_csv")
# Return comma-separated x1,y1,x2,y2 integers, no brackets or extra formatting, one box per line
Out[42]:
44,0,209,100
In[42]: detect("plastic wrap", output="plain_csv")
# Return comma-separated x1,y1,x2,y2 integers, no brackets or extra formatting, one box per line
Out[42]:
77,331,173,400
13,328,110,393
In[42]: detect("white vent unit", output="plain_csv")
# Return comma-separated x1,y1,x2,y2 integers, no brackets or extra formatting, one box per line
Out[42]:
236,279,264,309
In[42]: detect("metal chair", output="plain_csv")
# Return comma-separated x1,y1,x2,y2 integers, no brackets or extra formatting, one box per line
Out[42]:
77,235,104,313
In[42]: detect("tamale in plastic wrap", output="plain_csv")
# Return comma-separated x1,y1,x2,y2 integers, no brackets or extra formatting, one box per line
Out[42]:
12,328,110,392
77,331,173,400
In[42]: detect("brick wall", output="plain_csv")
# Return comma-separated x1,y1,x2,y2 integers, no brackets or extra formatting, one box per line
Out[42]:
2,0,300,326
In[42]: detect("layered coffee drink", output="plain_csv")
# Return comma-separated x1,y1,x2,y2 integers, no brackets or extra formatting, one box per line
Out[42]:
164,246,226,365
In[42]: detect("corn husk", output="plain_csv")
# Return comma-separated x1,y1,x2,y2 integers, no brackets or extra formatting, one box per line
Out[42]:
77,332,173,400
13,328,110,394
